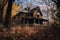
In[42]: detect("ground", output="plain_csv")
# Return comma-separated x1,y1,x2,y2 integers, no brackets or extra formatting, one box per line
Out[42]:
0,24,60,40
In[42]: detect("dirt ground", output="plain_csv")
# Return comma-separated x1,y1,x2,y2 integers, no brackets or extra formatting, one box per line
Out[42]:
0,24,60,40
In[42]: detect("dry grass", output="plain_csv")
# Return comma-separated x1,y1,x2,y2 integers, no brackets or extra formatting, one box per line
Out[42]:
10,25,41,36
0,24,60,40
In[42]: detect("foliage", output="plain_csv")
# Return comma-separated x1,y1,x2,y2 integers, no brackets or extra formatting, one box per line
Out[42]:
52,0,60,8
56,11,60,19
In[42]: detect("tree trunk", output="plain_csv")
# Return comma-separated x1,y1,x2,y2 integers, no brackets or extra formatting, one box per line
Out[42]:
4,0,13,29
0,4,2,23
0,0,7,23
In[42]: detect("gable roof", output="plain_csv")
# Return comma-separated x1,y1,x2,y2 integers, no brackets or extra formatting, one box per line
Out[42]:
12,6,43,19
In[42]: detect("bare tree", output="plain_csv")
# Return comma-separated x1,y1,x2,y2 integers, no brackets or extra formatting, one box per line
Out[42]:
4,0,14,29
0,0,7,23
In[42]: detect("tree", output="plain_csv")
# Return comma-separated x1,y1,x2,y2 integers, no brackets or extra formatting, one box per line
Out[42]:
52,0,60,24
52,0,60,9
0,0,7,23
56,12,60,19
4,0,14,29
56,11,60,24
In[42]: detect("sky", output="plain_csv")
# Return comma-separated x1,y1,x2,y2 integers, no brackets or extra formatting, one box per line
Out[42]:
14,0,57,20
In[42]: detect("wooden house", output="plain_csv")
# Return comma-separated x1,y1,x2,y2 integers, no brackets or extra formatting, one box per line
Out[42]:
12,6,48,25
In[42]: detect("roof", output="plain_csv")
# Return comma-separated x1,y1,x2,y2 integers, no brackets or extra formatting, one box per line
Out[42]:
12,6,43,19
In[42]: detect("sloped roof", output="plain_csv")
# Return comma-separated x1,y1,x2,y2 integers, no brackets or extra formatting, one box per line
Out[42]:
12,6,43,19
